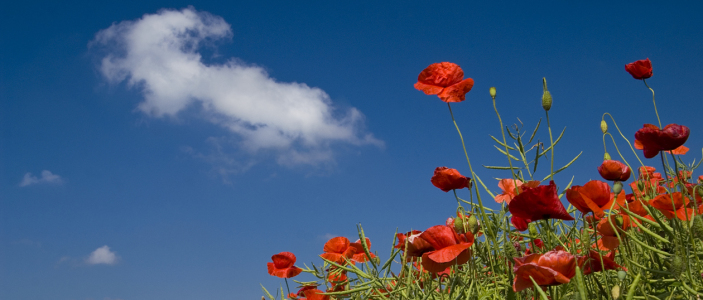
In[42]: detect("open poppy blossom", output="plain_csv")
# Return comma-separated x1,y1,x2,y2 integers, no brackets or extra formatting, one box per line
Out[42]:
289,285,319,300
418,225,474,273
634,124,690,158
649,192,695,220
267,252,303,278
414,62,475,103
511,215,531,231
494,179,541,204
566,180,617,219
350,238,376,263
512,250,576,292
509,181,574,222
625,58,653,80
578,250,625,275
598,160,631,181
596,214,632,250
431,167,472,192
320,237,358,265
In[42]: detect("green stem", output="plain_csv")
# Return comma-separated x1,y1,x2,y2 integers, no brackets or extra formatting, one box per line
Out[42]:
603,113,645,168
492,93,520,196
642,79,662,129
546,111,555,181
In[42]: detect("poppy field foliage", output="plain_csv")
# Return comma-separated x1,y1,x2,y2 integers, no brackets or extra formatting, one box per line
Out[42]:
262,60,703,299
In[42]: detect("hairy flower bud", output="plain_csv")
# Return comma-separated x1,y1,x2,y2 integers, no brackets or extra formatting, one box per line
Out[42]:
541,78,552,111
611,285,621,299
613,181,623,195
467,215,480,235
692,216,703,240
489,87,496,98
528,223,538,238
604,152,611,161
670,255,685,278
453,216,465,233
601,120,608,134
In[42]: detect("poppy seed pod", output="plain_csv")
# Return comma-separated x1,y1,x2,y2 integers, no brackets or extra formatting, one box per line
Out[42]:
601,120,608,134
541,78,552,111
617,270,627,281
613,181,623,195
489,87,496,98
604,152,611,161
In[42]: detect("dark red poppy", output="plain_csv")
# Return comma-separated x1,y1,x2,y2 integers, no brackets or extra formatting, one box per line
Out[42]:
431,167,472,192
418,225,474,273
566,180,616,219
414,62,474,103
625,58,652,80
320,237,357,264
598,160,631,181
634,124,690,158
267,252,303,278
649,192,694,220
513,250,576,292
509,181,574,221
511,215,530,231
578,250,625,275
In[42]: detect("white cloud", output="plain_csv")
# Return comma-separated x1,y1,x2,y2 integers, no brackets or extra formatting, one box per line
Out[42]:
19,170,63,187
86,245,118,265
92,7,382,166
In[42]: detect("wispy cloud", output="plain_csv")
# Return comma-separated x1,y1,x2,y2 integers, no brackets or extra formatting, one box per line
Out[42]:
92,7,382,168
19,170,63,187
86,246,119,265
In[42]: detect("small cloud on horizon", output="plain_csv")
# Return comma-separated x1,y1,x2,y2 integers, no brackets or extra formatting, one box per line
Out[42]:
19,170,63,187
86,246,119,265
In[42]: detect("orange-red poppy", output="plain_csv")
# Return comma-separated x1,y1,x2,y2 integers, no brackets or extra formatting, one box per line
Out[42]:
414,62,474,103
578,250,625,275
267,252,303,278
566,180,614,219
512,250,576,292
350,238,376,263
598,160,631,181
634,124,690,159
320,237,357,264
666,145,689,155
495,179,540,204
431,167,472,192
418,225,474,273
625,58,653,80
596,215,632,250
509,181,575,222
649,192,695,220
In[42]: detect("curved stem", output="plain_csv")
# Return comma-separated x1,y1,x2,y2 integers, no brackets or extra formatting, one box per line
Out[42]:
492,94,520,195
605,133,633,172
546,111,555,181
643,79,662,129
602,113,645,168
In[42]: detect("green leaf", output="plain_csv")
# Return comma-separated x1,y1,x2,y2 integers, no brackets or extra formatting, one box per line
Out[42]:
539,127,567,157
493,145,520,161
541,151,582,181
483,165,521,170
491,135,516,150
528,118,541,143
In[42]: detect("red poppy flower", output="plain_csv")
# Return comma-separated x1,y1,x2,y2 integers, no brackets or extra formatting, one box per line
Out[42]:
495,179,541,204
511,215,530,231
302,288,330,300
320,237,357,264
509,181,574,221
289,285,319,300
634,124,690,159
649,192,694,220
566,180,616,219
418,225,474,273
625,58,652,80
578,250,625,275
513,250,576,292
350,238,376,263
638,166,661,180
598,160,631,181
267,252,303,278
400,230,434,259
596,214,632,250
620,194,649,217
431,167,472,192
414,62,474,103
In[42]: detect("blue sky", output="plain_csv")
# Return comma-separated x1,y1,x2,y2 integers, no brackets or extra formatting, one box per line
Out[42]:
2,1,703,299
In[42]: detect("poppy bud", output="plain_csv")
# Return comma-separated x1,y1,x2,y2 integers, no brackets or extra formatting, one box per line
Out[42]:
581,229,590,245
489,87,496,98
670,255,685,278
611,286,621,299
453,216,465,234
604,152,611,161
692,215,703,240
528,223,538,238
617,270,627,281
614,215,624,227
541,78,552,111
601,120,608,134
467,215,480,235
612,181,623,195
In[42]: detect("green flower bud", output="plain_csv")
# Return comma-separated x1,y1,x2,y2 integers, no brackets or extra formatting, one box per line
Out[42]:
614,215,624,227
601,120,608,134
453,216,465,234
692,215,703,240
670,255,686,278
541,78,552,111
611,285,621,300
617,270,627,281
604,152,611,161
467,215,480,235
613,181,623,196
528,223,538,238
489,87,496,99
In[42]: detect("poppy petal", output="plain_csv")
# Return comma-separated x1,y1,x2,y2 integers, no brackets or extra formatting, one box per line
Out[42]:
413,82,443,95
426,243,472,263
323,237,350,254
438,78,474,103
